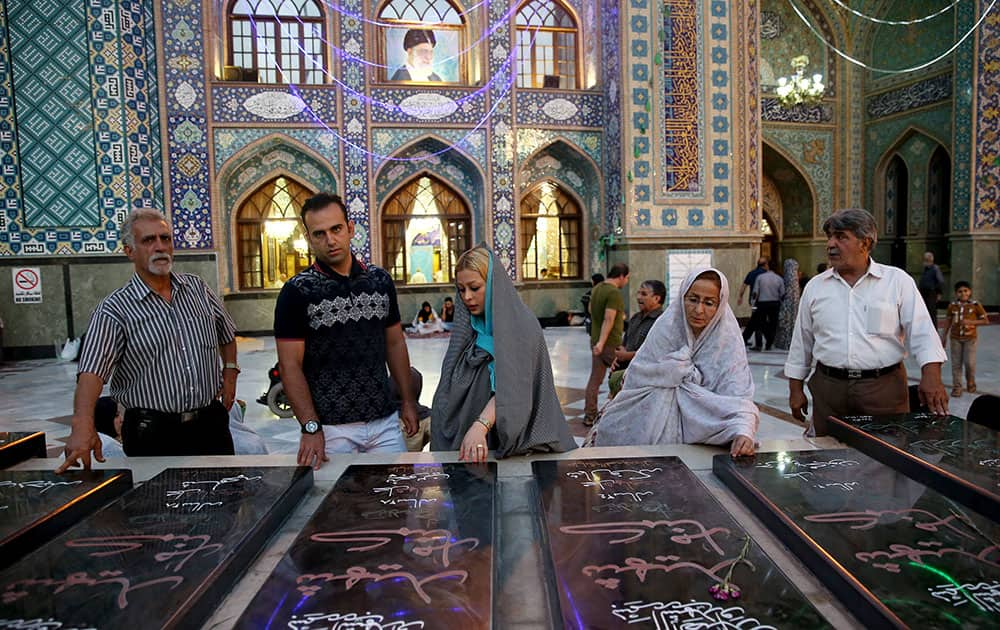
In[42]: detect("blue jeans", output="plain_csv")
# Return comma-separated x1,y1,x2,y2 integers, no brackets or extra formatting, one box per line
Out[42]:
321,411,406,454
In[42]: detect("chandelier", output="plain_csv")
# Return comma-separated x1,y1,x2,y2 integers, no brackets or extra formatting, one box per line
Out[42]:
775,55,825,109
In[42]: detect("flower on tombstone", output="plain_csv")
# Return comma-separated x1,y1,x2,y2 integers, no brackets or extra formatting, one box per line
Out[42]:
710,536,754,601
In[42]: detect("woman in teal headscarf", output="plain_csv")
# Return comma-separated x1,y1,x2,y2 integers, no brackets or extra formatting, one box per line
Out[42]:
431,245,576,462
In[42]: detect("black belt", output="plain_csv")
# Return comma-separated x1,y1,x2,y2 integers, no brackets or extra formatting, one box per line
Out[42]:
128,404,213,424
817,362,901,380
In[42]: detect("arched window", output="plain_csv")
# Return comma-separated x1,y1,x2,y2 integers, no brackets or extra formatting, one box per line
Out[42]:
237,176,313,289
520,181,581,280
377,0,465,83
383,175,471,285
927,146,950,236
516,0,579,89
228,0,326,84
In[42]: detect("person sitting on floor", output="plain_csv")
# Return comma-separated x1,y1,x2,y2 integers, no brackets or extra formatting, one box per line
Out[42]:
440,297,455,331
430,245,576,462
411,301,445,335
587,267,758,457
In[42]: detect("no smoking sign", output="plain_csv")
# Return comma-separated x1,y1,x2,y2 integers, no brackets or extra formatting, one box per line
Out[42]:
12,267,42,304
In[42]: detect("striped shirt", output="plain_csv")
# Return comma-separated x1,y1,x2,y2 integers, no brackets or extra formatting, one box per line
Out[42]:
78,272,237,412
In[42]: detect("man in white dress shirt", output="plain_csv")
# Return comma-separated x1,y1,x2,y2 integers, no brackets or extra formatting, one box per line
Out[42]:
786,208,948,436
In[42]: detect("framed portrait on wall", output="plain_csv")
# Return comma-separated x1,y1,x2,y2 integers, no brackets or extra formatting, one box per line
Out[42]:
381,25,463,84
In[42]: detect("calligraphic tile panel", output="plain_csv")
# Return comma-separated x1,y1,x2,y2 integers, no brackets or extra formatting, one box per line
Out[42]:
0,466,312,628
715,449,1000,628
236,463,495,629
0,469,132,570
829,413,1000,522
533,457,829,629
0,432,45,469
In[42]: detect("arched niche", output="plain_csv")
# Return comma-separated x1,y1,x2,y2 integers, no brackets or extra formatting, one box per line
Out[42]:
217,135,339,291
373,135,485,265
762,142,815,239
517,138,603,278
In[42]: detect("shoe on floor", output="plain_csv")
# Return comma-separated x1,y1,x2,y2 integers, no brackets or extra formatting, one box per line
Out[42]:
968,383,977,393
951,387,962,397
583,416,596,427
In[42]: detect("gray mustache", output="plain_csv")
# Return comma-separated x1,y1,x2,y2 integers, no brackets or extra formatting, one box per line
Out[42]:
150,254,172,263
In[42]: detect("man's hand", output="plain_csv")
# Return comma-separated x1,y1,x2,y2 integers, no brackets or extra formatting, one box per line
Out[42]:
789,379,808,421
918,363,949,416
56,423,104,473
459,422,489,464
400,400,419,437
613,346,629,362
218,369,238,410
298,432,328,470
730,435,755,457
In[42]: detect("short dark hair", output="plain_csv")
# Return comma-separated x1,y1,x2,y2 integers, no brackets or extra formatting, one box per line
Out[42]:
591,273,604,286
403,29,436,51
816,262,828,274
607,263,629,279
301,192,347,225
955,280,971,290
444,296,453,302
641,279,667,304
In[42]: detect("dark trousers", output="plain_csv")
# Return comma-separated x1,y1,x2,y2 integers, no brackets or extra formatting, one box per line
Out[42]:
807,364,909,436
744,301,779,348
122,400,235,456
584,344,615,420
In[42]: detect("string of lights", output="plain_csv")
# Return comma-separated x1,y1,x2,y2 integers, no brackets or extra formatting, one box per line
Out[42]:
245,14,537,164
318,0,488,30
243,3,527,113
787,0,997,74
827,0,963,26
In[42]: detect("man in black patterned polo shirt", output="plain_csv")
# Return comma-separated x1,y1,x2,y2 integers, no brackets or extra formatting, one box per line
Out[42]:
275,192,418,469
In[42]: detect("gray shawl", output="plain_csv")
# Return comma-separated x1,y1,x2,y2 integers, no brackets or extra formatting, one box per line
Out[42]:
591,267,759,447
430,250,576,457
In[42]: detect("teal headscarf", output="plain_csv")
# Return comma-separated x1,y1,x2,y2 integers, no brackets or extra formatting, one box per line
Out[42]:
469,254,495,390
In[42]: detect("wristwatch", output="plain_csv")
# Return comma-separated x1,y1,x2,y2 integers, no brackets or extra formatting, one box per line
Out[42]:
301,419,321,435
223,362,241,373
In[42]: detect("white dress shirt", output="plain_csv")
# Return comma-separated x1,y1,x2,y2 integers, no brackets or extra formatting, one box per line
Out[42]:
785,259,946,380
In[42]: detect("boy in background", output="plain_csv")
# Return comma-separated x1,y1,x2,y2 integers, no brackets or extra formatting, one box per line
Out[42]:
941,281,990,397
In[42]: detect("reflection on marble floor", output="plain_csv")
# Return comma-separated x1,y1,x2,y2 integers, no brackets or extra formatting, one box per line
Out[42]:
0,325,996,458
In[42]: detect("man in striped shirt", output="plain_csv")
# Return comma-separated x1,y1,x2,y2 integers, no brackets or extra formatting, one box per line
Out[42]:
57,209,239,471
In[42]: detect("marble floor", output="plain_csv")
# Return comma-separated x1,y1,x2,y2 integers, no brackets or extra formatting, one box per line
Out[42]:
0,324,996,457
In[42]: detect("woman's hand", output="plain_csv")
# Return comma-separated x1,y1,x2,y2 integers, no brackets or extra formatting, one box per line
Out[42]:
730,435,755,458
459,422,489,463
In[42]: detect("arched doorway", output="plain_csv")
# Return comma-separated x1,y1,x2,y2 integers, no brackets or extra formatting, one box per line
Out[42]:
885,154,908,268
519,180,583,280
927,145,951,267
235,176,313,290
761,211,779,266
382,174,471,285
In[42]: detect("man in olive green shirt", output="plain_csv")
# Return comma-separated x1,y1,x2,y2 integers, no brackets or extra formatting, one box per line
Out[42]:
584,263,629,425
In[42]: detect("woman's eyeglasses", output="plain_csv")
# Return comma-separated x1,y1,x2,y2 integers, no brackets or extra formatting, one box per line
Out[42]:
684,296,719,309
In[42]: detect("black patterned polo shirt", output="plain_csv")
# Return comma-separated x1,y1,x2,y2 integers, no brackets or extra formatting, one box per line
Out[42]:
274,257,401,425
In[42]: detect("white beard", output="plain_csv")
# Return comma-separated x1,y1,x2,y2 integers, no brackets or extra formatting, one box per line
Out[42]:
407,63,434,82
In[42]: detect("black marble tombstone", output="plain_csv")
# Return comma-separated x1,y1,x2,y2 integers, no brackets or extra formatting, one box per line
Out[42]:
0,469,133,570
829,413,1000,521
533,457,830,629
0,432,46,469
0,466,312,629
715,449,1000,628
236,463,495,630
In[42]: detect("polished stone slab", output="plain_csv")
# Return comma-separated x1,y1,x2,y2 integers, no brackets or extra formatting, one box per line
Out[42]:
0,466,311,629
0,469,133,570
829,413,1000,521
534,457,829,629
715,449,1000,628
0,433,45,469
235,463,495,629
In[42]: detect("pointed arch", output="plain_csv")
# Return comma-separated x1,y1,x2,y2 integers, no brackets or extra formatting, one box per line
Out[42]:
380,173,472,285
872,126,945,238
517,138,603,280
761,140,818,238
